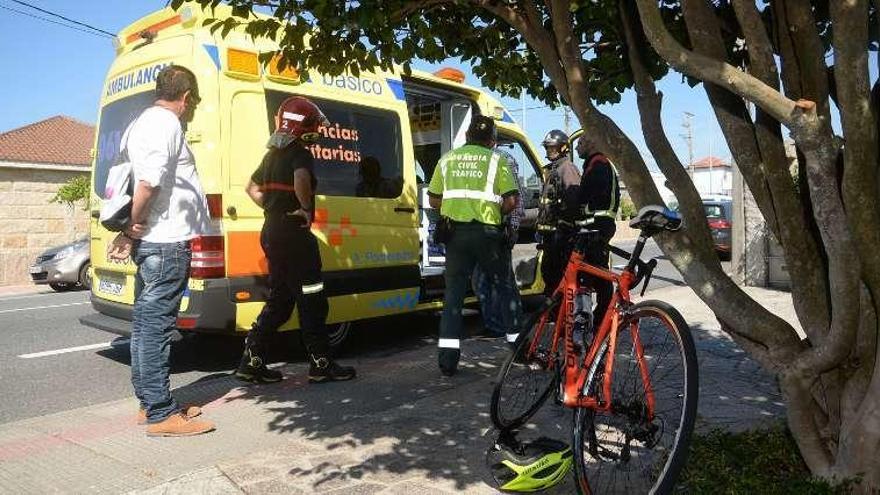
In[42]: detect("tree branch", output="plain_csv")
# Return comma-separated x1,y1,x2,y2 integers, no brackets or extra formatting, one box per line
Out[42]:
620,0,801,356
830,0,880,346
770,1,832,119
679,0,778,235
731,0,831,342
549,0,590,106
475,0,570,105
634,0,799,126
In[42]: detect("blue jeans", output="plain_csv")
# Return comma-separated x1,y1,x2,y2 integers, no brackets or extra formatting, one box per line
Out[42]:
131,240,191,424
473,246,522,342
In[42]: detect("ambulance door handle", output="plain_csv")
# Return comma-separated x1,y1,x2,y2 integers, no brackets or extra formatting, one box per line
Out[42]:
227,206,238,218
394,206,415,214
90,210,100,219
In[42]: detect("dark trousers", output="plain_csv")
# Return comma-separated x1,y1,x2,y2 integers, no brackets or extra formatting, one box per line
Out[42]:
247,217,330,358
583,237,613,329
540,228,575,296
540,223,616,329
439,223,510,372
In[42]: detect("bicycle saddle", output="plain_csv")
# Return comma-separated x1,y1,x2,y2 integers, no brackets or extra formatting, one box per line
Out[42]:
629,205,682,232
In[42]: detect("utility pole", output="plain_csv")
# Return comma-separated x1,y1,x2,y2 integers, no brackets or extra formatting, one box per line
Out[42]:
681,111,695,180
563,106,571,135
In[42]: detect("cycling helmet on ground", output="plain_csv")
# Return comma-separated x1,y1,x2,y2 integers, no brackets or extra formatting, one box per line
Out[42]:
486,435,573,492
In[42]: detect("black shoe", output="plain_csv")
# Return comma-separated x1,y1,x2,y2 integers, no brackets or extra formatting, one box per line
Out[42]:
308,355,356,383
235,351,283,383
440,367,457,377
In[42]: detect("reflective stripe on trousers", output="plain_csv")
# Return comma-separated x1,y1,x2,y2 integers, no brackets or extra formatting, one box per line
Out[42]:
438,338,460,349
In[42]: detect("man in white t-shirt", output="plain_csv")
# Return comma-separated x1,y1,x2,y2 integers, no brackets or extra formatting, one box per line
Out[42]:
109,65,215,437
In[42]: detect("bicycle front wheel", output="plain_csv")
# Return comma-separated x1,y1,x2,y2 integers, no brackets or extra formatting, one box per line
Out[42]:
572,300,698,495
490,296,561,431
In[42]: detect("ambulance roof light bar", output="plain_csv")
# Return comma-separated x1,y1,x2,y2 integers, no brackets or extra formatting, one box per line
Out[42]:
433,67,465,84
114,6,194,52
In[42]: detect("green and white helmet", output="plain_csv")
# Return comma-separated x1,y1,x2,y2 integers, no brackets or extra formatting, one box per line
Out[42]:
486,436,573,492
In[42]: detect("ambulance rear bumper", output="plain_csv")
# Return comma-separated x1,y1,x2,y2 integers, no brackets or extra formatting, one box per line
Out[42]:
80,279,238,336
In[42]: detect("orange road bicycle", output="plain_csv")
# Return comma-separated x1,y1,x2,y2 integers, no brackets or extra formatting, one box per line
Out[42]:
490,206,698,494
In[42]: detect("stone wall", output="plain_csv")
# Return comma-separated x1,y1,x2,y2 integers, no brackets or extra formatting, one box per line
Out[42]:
0,168,89,286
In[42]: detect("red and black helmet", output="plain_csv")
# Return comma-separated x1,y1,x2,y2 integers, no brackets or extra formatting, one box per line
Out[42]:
269,96,330,147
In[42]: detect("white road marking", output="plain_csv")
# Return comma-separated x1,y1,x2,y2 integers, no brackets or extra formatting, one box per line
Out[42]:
19,339,130,359
0,302,90,314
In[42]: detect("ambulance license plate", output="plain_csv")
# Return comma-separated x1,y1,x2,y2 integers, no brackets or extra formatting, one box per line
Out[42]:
98,275,124,296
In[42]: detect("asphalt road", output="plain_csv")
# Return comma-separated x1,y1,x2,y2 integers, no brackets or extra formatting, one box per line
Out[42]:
0,243,711,426
0,288,448,425
610,237,687,292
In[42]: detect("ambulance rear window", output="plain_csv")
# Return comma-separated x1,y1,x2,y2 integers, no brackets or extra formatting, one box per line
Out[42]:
93,92,155,198
265,90,403,198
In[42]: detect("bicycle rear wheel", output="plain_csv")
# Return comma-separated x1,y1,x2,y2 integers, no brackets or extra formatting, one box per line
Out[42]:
572,300,698,495
490,297,561,431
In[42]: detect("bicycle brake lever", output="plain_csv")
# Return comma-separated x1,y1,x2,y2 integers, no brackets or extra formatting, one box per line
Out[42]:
640,259,658,297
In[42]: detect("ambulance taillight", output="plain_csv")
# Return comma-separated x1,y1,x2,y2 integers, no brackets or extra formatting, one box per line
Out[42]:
190,236,225,278
206,194,223,219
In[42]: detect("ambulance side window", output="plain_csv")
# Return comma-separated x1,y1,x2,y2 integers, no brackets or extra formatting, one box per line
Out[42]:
497,138,542,209
265,90,404,198
93,91,155,198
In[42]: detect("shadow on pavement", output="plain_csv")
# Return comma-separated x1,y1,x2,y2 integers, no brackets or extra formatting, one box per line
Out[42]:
101,307,785,493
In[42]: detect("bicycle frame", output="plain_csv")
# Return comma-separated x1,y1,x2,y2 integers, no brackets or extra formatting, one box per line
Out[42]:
529,234,656,417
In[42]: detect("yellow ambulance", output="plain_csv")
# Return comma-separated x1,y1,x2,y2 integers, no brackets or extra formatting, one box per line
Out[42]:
80,2,547,346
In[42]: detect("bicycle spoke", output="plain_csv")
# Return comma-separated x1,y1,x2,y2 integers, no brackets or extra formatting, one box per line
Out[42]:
573,303,698,494
490,303,561,430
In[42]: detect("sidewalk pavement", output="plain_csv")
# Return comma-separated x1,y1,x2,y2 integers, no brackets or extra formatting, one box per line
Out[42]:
0,285,795,494
0,285,52,298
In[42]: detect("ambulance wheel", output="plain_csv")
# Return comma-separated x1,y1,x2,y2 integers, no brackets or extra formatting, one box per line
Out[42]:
328,321,352,351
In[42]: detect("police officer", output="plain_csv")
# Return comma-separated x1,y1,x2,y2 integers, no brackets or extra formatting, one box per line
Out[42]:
536,129,583,295
575,134,620,328
235,96,356,384
428,116,520,376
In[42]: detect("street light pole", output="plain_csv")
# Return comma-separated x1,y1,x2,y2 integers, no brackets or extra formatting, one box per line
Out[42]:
682,111,695,180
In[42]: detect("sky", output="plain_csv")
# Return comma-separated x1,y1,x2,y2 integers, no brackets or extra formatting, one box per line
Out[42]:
0,0,731,170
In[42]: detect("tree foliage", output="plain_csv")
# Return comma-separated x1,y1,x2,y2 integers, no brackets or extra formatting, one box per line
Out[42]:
174,0,880,490
50,175,90,210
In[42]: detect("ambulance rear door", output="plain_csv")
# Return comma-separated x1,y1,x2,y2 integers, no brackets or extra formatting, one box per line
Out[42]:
89,35,195,307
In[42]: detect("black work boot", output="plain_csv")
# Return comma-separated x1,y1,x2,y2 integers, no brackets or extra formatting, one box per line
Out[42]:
307,355,356,383
235,339,283,383
438,348,460,377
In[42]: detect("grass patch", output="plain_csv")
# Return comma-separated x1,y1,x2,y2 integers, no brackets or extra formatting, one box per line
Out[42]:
678,426,851,494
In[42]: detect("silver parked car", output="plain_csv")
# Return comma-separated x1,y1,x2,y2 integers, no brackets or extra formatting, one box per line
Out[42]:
29,236,91,292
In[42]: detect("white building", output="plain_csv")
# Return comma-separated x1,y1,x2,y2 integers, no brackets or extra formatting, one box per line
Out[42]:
649,172,677,208
690,156,733,197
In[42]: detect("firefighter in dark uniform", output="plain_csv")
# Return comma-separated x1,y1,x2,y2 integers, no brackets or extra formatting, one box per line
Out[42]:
575,133,620,328
235,96,356,384
536,129,583,295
